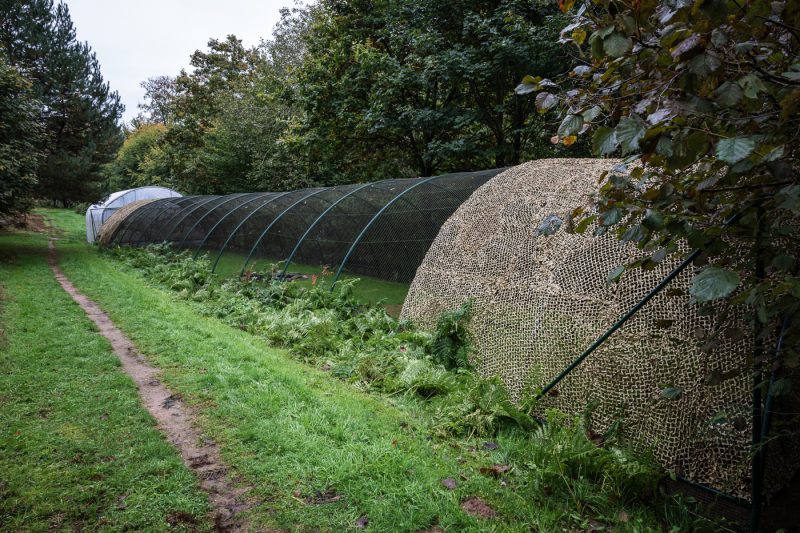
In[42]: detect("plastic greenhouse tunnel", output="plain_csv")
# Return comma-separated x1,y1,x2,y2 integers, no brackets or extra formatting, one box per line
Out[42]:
105,168,506,286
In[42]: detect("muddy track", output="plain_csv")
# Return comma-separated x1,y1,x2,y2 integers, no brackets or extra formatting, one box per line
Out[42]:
47,240,253,531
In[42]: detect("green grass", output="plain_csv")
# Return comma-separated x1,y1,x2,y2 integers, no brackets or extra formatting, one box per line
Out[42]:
0,228,211,531
2,210,720,532
207,250,409,306
52,224,507,531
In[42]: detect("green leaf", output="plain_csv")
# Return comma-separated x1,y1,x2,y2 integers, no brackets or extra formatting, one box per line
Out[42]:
582,105,602,122
557,114,584,136
642,209,664,230
615,116,646,154
709,411,728,424
574,214,596,234
661,387,683,400
535,92,558,113
689,53,721,77
515,82,537,95
714,81,742,108
592,126,618,155
690,266,740,302
777,184,800,213
715,137,756,165
601,207,622,226
603,32,633,58
770,253,796,271
739,74,767,99
607,265,625,284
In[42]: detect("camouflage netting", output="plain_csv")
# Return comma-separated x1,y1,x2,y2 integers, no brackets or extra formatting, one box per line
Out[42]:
96,199,156,246
402,158,799,500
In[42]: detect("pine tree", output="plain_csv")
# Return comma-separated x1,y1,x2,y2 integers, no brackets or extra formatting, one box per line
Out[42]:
0,51,43,218
0,0,124,206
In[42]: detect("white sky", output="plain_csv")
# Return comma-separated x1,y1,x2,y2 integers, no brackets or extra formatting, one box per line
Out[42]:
64,0,289,124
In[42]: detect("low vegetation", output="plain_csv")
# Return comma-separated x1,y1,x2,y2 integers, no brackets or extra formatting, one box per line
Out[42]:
0,209,727,530
92,233,722,531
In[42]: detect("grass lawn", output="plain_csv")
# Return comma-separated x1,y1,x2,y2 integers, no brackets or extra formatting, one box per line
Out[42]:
43,211,516,531
0,227,211,531
0,209,715,532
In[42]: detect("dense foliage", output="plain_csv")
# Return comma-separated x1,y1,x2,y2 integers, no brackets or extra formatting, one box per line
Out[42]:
518,1,800,410
0,51,43,219
102,124,168,191
117,0,580,194
0,0,123,210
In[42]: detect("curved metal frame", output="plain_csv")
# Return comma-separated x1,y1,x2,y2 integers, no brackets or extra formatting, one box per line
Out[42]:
193,193,276,258
145,195,216,245
278,182,375,279
330,174,444,288
238,188,330,277
210,191,296,273
349,179,470,280
114,197,194,245
177,193,258,249
109,199,158,244
164,193,246,246
104,185,180,208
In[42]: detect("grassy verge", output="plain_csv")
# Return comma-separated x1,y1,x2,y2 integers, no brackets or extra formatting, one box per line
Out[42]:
27,209,720,531
0,228,211,531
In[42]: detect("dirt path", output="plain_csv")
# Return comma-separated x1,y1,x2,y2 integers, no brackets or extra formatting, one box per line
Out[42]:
47,240,253,531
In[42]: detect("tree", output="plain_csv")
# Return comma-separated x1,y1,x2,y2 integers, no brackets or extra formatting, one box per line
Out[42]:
160,35,261,194
0,52,43,218
517,1,799,411
136,75,177,126
293,0,575,181
0,0,123,206
102,123,169,191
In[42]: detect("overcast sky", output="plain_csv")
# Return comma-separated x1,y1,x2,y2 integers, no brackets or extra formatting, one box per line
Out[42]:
65,0,290,124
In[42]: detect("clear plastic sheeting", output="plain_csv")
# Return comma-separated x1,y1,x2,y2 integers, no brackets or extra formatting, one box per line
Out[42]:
85,186,181,242
103,168,506,283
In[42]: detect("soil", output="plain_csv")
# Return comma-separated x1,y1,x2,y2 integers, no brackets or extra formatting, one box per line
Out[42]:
460,496,497,518
384,304,403,318
47,239,256,532
13,213,49,233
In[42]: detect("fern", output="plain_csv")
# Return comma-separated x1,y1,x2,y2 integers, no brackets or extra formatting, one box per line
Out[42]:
431,300,473,370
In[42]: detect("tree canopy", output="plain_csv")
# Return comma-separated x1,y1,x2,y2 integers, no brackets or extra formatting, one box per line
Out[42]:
123,0,578,194
0,0,124,210
0,51,43,218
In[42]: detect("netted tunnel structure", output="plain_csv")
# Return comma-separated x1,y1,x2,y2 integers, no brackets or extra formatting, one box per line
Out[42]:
103,168,506,284
402,159,800,503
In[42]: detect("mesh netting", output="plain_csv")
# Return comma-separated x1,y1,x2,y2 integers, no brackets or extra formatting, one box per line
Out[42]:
97,199,157,245
401,159,799,500
102,169,506,283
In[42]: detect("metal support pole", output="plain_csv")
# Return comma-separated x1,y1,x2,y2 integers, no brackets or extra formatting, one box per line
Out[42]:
279,182,374,280
145,195,215,245
238,188,328,277
193,193,277,258
209,192,293,272
536,211,743,400
162,194,244,245
536,247,704,399
750,208,766,533
177,193,256,249
330,175,444,289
